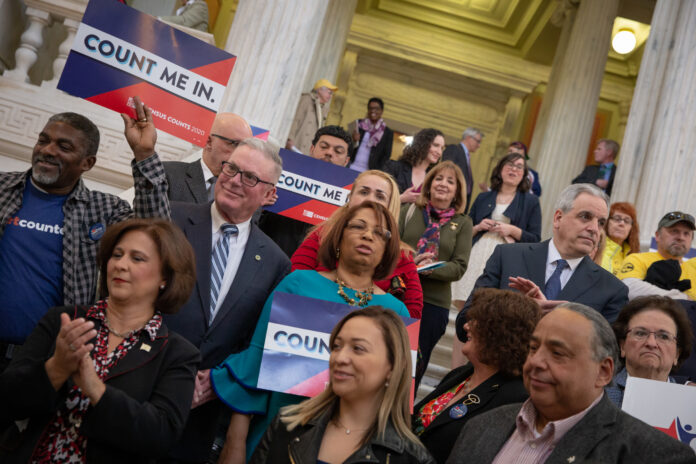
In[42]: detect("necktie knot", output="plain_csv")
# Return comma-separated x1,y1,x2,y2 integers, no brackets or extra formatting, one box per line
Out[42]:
555,259,568,271
220,223,238,237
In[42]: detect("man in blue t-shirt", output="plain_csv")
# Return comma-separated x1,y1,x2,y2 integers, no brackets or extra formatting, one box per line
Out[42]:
0,98,170,371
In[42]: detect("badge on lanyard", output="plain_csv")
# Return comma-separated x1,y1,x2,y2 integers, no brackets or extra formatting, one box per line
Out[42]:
89,222,105,241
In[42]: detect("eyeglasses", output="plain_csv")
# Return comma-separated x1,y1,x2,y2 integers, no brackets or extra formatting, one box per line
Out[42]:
220,162,274,187
211,134,242,147
504,162,525,172
609,215,633,225
472,137,482,144
626,327,677,345
346,220,391,242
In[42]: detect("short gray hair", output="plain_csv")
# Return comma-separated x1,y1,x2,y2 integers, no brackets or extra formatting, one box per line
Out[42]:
555,183,609,214
237,138,283,183
47,112,100,158
556,302,619,369
462,127,483,141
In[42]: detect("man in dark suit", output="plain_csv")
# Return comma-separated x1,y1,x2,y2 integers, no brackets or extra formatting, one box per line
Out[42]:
165,138,291,462
455,184,627,342
446,303,695,464
442,127,483,211
571,138,619,196
163,113,253,203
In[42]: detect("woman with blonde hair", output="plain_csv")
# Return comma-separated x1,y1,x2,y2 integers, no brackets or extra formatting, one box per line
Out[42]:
250,307,435,464
292,169,423,318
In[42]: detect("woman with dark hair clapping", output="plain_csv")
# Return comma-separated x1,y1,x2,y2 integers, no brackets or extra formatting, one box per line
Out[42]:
0,218,199,463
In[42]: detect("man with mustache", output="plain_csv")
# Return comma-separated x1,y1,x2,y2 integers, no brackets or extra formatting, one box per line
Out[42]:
618,211,696,300
446,303,694,463
455,184,627,345
0,99,168,372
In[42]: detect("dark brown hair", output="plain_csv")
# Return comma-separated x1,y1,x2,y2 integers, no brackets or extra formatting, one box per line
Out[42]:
97,218,196,314
613,296,693,370
606,202,640,254
398,128,444,167
489,153,530,193
317,201,400,281
464,288,541,376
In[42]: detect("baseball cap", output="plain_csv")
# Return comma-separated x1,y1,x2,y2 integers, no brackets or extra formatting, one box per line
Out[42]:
313,79,338,91
658,211,696,230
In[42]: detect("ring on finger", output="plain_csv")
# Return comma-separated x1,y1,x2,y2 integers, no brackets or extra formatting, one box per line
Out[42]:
69,343,77,352
138,118,147,123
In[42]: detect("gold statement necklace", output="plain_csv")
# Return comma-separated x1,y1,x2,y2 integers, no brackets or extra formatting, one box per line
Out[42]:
335,276,374,307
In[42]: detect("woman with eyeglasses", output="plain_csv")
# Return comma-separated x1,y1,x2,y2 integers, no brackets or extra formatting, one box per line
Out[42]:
450,152,540,368
606,296,693,407
211,202,409,463
601,202,641,275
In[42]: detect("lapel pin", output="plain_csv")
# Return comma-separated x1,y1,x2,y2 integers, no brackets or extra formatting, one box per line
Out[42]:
449,404,468,419
255,254,261,261
567,457,575,463
450,222,458,230
140,343,151,352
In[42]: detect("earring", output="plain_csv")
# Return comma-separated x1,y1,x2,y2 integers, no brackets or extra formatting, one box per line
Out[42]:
385,380,389,387
160,284,166,290
336,248,340,259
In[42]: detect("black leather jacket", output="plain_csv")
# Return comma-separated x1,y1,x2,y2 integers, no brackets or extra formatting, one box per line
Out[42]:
250,407,435,464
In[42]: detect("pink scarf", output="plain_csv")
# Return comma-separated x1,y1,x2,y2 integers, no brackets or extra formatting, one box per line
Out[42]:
416,202,456,257
358,118,386,148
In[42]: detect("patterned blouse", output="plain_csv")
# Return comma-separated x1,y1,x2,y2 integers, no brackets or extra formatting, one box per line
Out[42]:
31,301,162,463
413,376,471,436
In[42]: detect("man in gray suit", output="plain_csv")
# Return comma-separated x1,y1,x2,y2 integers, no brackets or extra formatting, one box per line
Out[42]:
164,113,252,203
446,303,695,463
165,138,290,462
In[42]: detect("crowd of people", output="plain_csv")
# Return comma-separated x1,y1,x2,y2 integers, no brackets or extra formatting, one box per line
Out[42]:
1,92,695,464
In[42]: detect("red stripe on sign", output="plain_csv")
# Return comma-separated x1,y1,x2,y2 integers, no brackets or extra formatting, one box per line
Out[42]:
86,82,215,146
190,57,237,84
279,199,344,225
285,368,329,396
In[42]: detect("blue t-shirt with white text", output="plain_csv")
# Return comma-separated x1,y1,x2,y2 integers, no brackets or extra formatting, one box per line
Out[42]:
0,180,67,343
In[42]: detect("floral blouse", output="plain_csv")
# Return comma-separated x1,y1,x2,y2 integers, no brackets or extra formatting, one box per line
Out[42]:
413,376,471,435
31,301,162,463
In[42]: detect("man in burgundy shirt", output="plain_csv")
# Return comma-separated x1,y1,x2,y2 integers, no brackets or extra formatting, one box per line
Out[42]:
446,303,694,463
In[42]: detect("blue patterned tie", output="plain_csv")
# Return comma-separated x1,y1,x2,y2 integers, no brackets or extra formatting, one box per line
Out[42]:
544,259,568,300
210,223,238,322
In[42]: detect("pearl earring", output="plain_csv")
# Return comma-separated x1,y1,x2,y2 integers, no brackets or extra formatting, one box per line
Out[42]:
160,284,166,290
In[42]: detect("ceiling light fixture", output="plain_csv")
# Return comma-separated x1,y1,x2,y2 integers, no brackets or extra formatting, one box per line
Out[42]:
612,29,636,54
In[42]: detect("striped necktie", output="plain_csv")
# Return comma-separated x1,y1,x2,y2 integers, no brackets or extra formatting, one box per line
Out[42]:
210,223,238,322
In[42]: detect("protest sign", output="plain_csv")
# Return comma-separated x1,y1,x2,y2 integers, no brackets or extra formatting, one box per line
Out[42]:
257,292,419,407
622,376,696,451
264,149,358,225
58,0,236,146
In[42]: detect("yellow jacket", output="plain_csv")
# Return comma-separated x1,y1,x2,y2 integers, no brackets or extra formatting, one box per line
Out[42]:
601,237,631,275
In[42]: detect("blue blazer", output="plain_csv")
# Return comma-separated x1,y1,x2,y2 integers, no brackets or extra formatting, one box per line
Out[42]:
468,190,541,245
455,240,628,341
166,201,290,461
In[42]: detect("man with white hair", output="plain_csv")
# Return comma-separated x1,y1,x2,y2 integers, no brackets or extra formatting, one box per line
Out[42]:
455,183,628,344
442,127,483,211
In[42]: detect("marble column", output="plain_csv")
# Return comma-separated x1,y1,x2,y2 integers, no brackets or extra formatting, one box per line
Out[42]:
530,0,619,236
219,0,357,144
611,0,696,247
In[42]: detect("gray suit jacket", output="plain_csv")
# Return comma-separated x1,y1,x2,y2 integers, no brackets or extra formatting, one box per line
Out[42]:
445,395,696,464
163,159,209,204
